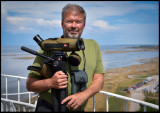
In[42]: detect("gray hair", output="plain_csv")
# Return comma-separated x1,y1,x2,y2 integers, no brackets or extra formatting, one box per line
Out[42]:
62,4,86,24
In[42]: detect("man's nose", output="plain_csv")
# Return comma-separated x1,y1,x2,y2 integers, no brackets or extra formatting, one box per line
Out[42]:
71,21,77,28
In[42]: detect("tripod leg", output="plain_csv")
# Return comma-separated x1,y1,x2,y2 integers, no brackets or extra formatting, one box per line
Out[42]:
59,87,68,112
52,88,59,112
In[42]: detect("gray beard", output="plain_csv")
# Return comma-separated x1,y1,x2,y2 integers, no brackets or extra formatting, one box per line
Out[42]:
68,33,80,39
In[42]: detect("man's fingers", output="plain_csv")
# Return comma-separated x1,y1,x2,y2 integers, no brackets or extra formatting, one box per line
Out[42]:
61,96,71,105
59,81,68,86
71,101,77,108
66,98,75,108
56,71,65,75
73,104,79,111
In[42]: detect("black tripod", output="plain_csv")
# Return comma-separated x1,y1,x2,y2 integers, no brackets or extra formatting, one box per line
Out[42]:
21,46,68,112
48,52,68,112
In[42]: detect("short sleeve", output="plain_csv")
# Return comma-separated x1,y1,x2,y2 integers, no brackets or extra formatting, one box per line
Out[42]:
94,41,105,74
28,49,46,79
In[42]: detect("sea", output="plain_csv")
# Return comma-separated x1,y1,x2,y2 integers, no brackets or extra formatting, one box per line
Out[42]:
1,45,159,101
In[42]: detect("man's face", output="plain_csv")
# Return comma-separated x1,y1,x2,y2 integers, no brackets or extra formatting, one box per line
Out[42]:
62,11,85,38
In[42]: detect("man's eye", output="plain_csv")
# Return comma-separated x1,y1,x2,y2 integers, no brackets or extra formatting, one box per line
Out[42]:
67,21,72,23
76,21,82,24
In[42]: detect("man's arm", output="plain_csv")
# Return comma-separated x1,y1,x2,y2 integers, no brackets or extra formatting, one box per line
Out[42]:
61,73,104,110
26,71,68,93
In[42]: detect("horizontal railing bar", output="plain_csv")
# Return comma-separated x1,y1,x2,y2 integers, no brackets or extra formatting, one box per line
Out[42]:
99,91,159,110
1,73,37,112
1,74,27,79
1,74,159,112
1,92,35,96
1,98,36,108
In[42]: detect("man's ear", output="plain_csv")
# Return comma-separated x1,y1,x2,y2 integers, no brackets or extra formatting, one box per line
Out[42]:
83,23,85,29
61,21,63,27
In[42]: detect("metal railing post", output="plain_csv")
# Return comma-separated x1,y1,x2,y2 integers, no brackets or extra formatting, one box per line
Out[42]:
144,105,146,112
93,95,95,112
18,78,20,102
1,103,4,112
29,92,31,104
106,95,109,112
125,100,128,112
5,76,8,99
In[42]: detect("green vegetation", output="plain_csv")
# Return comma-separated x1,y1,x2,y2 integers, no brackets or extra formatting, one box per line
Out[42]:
136,92,159,112
108,86,128,111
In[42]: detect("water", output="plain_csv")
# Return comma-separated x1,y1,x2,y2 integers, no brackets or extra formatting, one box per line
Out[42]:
1,45,40,101
1,45,159,101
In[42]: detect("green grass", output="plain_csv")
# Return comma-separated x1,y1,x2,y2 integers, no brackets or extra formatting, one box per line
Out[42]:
136,92,159,112
107,77,156,112
108,86,128,112
136,100,159,112
135,75,151,79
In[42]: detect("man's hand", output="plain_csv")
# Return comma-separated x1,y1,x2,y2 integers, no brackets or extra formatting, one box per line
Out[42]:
60,73,104,111
49,71,68,89
61,92,87,111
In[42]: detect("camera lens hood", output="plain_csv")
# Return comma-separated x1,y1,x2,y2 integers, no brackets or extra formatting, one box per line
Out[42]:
68,52,81,66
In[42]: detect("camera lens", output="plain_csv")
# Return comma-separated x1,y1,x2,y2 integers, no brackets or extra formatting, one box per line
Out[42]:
33,34,43,47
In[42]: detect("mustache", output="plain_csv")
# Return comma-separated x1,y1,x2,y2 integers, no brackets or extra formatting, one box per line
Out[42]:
69,29,79,32
69,27,79,32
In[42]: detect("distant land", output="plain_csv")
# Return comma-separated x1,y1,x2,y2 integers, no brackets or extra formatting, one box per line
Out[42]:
104,45,159,54
124,45,159,50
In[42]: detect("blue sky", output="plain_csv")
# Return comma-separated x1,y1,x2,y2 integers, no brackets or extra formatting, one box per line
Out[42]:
1,1,159,46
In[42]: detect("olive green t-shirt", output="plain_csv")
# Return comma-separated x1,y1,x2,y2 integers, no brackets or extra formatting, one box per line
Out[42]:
28,38,105,111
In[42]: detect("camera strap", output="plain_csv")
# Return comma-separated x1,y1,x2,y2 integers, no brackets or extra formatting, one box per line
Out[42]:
82,50,86,71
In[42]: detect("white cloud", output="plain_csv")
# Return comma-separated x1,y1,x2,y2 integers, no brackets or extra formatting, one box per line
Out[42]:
1,1,158,34
85,1,158,24
37,19,61,27
5,16,61,33
7,26,38,33
92,20,119,30
1,1,83,34
1,1,85,19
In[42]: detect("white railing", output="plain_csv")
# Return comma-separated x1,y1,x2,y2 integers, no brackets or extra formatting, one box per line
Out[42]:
93,90,159,112
1,74,159,112
1,74,37,112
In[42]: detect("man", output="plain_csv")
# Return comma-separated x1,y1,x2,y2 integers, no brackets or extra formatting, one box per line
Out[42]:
26,4,104,112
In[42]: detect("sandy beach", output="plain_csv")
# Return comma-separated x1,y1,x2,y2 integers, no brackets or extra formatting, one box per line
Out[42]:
85,56,159,112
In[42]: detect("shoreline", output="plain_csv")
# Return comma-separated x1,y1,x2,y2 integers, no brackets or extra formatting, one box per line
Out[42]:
85,57,159,111
103,46,158,54
2,45,158,59
1,47,159,111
